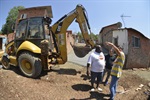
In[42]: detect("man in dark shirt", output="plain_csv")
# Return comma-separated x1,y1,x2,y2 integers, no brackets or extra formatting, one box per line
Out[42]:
103,49,116,86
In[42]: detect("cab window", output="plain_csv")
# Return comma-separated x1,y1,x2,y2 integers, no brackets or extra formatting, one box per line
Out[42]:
27,18,44,39
15,20,27,39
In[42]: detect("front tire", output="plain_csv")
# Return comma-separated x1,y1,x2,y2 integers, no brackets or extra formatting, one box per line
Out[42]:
18,52,42,78
1,55,10,70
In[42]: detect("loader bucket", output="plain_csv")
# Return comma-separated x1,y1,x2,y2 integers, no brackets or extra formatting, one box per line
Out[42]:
71,44,92,58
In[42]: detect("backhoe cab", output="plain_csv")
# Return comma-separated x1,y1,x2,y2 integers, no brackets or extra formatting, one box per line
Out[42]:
1,4,95,78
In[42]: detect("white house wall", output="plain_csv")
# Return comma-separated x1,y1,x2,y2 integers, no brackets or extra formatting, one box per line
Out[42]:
0,36,7,51
2,37,7,51
113,29,128,54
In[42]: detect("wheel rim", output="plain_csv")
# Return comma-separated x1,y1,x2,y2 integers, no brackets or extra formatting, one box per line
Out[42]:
3,61,8,66
20,59,32,74
2,58,9,69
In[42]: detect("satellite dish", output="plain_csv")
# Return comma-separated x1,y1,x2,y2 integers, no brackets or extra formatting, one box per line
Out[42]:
116,22,122,28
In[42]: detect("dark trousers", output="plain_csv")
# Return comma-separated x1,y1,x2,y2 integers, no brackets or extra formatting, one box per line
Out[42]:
103,69,111,84
91,71,103,88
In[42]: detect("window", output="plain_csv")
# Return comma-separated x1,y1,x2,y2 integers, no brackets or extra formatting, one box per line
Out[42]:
16,20,27,39
20,14,27,19
27,18,44,39
132,36,140,47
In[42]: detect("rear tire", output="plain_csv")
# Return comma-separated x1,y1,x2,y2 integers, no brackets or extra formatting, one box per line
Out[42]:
1,56,10,70
18,52,42,78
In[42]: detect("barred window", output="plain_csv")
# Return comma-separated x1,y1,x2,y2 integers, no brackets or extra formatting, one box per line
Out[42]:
132,36,140,47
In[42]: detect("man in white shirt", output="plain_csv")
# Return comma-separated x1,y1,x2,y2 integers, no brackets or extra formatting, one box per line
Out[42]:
87,45,105,92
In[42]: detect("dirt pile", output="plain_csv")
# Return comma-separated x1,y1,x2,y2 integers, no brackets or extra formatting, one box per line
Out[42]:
0,62,149,100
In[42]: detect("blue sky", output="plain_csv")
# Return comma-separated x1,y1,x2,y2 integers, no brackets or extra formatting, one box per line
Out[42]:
0,0,149,38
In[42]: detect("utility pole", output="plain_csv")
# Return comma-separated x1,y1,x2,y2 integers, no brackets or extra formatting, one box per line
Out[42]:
121,14,131,28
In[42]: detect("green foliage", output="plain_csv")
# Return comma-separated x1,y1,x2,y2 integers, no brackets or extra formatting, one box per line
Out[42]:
1,6,24,34
77,31,83,38
90,33,99,44
76,31,99,43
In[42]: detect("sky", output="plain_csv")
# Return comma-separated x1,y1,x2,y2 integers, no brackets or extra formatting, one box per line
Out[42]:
0,0,150,38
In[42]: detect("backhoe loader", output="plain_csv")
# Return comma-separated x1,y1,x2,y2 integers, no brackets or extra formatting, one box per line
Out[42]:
1,4,95,78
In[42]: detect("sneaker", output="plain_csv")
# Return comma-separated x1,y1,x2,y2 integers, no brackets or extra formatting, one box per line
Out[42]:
90,88,95,92
97,87,103,92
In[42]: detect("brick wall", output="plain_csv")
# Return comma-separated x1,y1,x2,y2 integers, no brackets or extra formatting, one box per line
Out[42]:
100,22,122,47
126,29,150,68
7,33,15,42
16,6,52,27
102,31,113,50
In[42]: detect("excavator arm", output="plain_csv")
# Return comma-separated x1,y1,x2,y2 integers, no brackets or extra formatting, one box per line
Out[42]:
50,4,95,64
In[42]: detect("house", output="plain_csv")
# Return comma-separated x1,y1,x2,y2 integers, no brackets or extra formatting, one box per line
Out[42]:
16,6,52,27
99,24,150,69
0,35,7,51
98,22,122,45
0,35,7,58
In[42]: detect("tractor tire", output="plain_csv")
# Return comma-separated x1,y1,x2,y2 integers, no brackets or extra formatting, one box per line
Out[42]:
18,52,42,78
1,56,10,70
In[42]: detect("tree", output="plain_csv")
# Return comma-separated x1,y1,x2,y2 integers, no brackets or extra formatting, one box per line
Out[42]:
77,31,83,42
1,6,24,34
76,31,99,43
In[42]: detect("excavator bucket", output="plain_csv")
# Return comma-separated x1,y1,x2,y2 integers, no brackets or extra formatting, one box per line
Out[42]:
71,44,92,58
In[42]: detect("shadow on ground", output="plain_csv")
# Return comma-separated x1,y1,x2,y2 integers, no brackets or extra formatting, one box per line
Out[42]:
80,74,91,81
57,68,81,75
7,65,23,76
72,84,91,91
70,91,109,100
4,65,81,78
71,84,110,100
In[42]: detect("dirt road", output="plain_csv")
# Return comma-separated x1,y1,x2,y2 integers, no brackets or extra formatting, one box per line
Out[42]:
0,61,150,100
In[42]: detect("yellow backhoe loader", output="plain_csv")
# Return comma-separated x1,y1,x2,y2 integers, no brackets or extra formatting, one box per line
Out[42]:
1,4,95,78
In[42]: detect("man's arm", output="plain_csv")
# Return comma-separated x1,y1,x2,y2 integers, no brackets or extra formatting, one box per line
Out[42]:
105,42,121,56
87,63,90,77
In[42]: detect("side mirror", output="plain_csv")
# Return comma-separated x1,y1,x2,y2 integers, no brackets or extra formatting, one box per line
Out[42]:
44,17,52,25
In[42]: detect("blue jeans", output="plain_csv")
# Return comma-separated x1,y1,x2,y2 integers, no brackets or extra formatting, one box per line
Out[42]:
109,75,119,100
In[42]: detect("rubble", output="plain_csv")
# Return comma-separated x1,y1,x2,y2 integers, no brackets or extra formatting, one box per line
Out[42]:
136,84,144,91
148,82,150,88
117,85,125,93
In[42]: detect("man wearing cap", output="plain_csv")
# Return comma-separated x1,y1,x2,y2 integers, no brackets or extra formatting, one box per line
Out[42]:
105,42,125,100
87,45,105,92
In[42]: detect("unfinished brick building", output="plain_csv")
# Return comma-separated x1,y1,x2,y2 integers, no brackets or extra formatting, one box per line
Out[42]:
16,6,53,25
99,23,150,69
